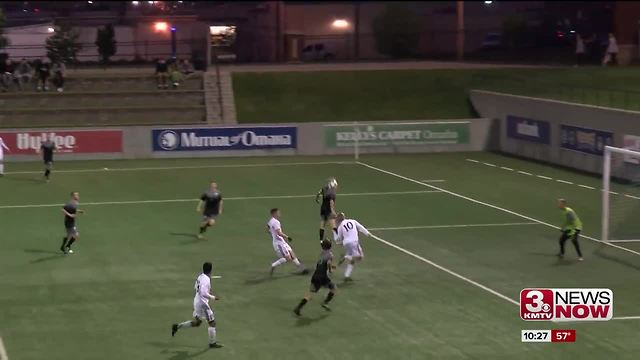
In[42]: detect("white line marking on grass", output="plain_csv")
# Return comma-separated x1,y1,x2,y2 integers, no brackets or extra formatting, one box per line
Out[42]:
536,175,553,180
0,190,441,209
607,239,640,243
370,222,539,231
465,159,480,163
0,336,8,360
556,179,574,185
420,179,446,183
212,276,222,279
517,171,533,176
369,233,519,306
612,316,640,320
624,194,640,200
500,166,514,171
483,162,497,167
6,161,353,175
578,184,596,190
608,191,619,195
357,162,640,257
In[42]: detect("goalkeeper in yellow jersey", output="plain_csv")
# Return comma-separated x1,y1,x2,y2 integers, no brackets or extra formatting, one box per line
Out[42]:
557,199,583,261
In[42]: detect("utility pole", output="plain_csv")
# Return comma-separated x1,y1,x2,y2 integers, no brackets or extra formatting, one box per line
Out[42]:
456,0,465,61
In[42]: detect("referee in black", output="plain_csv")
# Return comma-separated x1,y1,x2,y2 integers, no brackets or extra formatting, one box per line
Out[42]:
37,138,56,182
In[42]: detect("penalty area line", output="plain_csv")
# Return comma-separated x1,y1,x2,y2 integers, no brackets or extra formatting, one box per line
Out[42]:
369,233,519,306
0,336,8,360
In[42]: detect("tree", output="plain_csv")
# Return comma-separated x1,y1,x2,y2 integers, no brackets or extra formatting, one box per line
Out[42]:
372,3,421,58
95,24,117,66
0,9,9,50
46,23,83,63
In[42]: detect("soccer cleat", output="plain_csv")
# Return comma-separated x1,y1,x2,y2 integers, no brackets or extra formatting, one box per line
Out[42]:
67,249,74,254
209,343,223,349
293,308,301,317
578,257,584,261
197,234,204,240
171,324,178,337
270,266,275,276
321,304,331,312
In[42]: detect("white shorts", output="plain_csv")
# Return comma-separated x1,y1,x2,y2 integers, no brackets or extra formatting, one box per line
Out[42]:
193,301,215,322
273,241,292,258
344,241,363,258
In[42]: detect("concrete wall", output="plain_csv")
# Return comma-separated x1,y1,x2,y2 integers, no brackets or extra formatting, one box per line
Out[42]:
470,89,640,175
3,118,495,162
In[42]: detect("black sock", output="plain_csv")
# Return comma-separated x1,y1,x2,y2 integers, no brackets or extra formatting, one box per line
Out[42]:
44,169,50,179
324,292,334,305
61,237,68,249
67,238,76,248
295,298,308,311
319,229,325,240
199,225,207,234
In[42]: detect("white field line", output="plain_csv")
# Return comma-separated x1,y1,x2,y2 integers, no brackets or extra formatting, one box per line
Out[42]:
370,222,539,231
556,179,574,185
607,239,640,243
0,190,441,209
465,159,480,163
500,166,514,171
483,162,497,167
578,184,596,190
6,161,354,175
536,175,553,180
357,162,640,257
517,171,533,176
212,276,222,279
369,233,520,306
612,316,640,320
624,194,640,200
420,179,446,183
0,336,7,360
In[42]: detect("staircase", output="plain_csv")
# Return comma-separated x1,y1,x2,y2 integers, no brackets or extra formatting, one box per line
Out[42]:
203,72,223,124
204,68,237,124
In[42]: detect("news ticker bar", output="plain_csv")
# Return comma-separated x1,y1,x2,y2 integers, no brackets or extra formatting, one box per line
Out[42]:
521,329,576,343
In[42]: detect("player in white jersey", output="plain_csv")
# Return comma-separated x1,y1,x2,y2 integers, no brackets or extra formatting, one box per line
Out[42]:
334,212,370,281
0,136,10,176
268,208,308,275
171,262,223,348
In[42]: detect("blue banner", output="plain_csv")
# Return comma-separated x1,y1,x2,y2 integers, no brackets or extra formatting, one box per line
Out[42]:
560,125,613,156
506,115,551,144
152,127,297,152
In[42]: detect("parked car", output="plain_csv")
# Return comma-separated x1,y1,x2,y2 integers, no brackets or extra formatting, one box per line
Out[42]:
301,43,336,61
480,32,503,49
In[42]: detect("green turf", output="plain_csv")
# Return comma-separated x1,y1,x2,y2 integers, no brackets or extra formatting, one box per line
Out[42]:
2,153,640,359
233,67,640,123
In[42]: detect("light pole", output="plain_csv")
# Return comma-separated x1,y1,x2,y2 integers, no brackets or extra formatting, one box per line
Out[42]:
456,0,465,61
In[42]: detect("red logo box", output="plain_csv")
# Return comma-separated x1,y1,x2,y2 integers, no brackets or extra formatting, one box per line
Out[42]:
520,289,554,321
0,130,123,154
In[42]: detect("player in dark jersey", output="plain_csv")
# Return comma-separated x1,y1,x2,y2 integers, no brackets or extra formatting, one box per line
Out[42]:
197,182,224,239
37,139,56,182
315,178,338,241
293,239,337,316
60,191,84,254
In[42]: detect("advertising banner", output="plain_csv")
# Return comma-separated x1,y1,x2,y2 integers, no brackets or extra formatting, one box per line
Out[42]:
0,130,123,154
560,125,613,156
506,115,551,144
324,122,469,148
152,127,297,152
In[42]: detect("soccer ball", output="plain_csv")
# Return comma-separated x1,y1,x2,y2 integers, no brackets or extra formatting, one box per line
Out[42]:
328,178,338,188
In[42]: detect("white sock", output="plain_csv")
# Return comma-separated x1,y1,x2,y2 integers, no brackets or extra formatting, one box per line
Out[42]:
0,163,4,174
178,320,192,329
344,255,352,263
271,258,287,267
292,258,301,267
208,327,217,344
345,264,354,278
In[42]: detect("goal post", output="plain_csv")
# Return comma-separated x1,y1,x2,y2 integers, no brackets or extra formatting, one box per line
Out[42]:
602,145,640,243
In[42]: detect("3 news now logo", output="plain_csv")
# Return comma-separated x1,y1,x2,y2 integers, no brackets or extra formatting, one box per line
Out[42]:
520,288,613,321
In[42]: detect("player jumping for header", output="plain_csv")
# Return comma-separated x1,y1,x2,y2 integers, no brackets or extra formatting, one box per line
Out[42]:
197,182,223,240
293,239,337,316
171,262,223,348
37,138,57,182
334,212,370,281
316,177,338,241
268,208,308,275
61,191,84,254
557,198,584,261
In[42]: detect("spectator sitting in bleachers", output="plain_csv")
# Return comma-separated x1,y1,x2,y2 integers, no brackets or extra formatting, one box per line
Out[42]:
51,61,66,92
156,59,169,89
169,60,184,89
15,58,33,90
36,58,51,92
1,58,15,92
180,59,195,75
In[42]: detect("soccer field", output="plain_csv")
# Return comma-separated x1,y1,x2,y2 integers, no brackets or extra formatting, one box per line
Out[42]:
2,152,640,360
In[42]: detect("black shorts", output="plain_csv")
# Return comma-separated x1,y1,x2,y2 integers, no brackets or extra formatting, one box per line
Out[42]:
44,158,53,165
560,229,581,241
310,276,335,293
203,212,218,221
320,208,334,221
